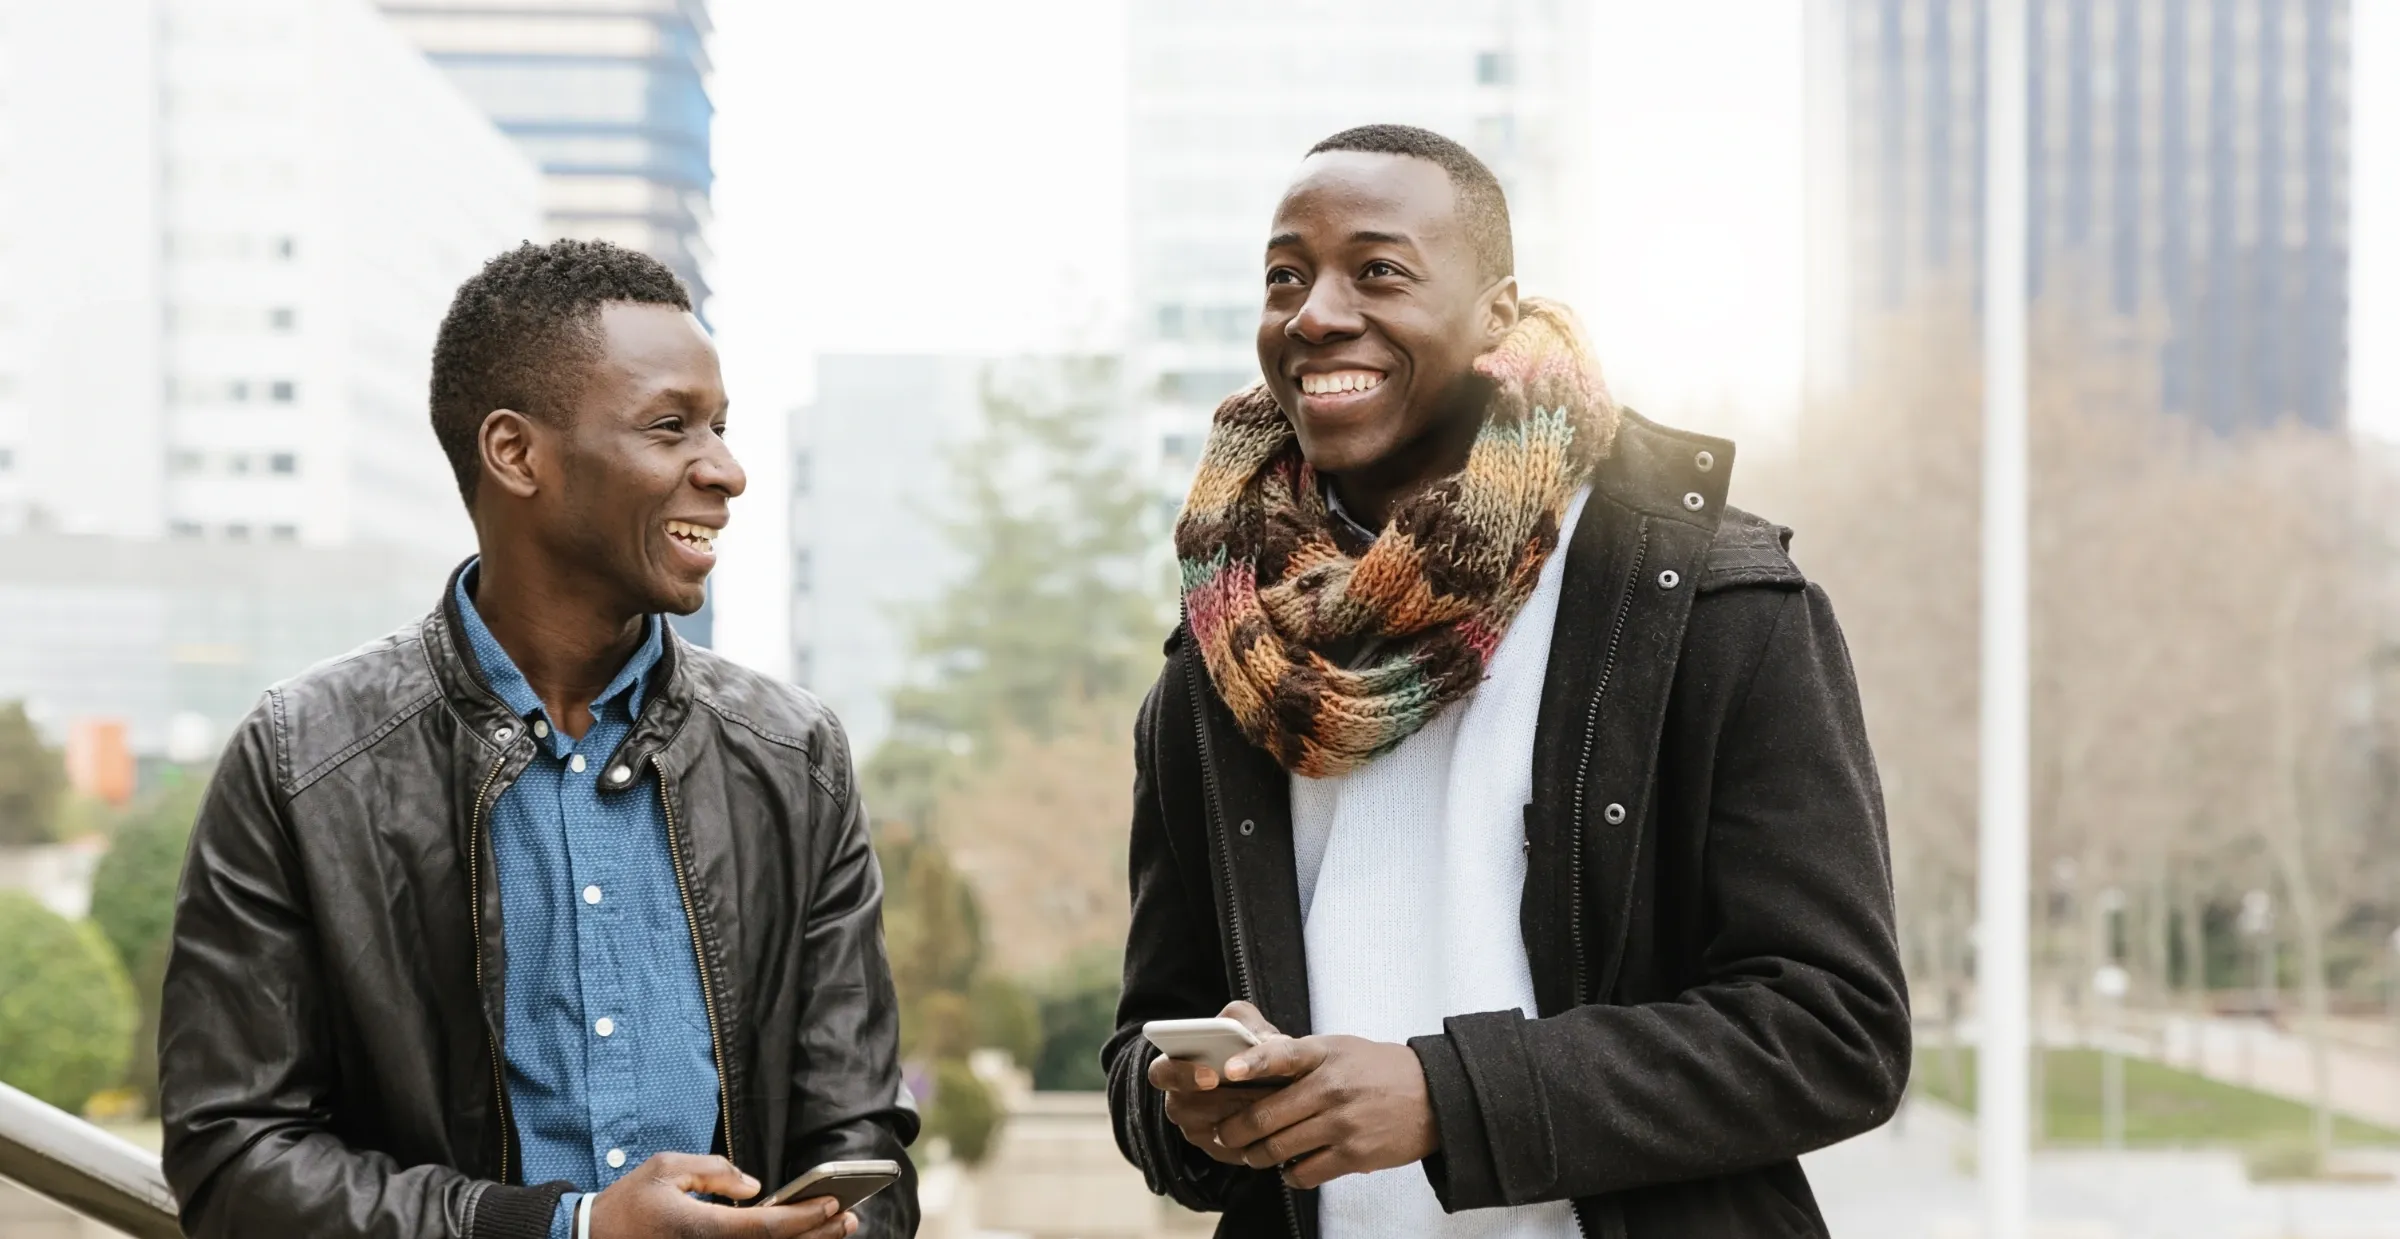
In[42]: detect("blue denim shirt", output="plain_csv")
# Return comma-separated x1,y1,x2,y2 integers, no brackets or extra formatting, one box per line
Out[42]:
455,564,720,1237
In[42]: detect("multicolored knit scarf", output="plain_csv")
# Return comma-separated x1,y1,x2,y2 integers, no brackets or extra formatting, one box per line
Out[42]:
1175,298,1620,778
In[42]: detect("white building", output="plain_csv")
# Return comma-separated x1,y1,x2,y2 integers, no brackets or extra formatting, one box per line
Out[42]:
0,0,539,554
789,355,1131,762
0,0,540,755
1128,0,1591,505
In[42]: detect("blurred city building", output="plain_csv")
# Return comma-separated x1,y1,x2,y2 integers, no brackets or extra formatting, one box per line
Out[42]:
379,0,719,644
1805,0,2351,432
788,354,1129,760
379,0,715,308
1127,0,1593,508
0,0,538,755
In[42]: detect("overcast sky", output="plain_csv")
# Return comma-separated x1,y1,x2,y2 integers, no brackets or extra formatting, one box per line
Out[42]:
699,0,2398,670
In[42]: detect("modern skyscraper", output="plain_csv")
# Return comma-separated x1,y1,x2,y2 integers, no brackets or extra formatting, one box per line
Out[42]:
1805,0,2350,432
1127,0,1592,505
0,0,537,551
379,0,715,309
0,0,540,754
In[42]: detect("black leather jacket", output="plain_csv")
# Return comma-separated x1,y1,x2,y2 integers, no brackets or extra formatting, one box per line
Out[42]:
1106,413,1909,1238
160,569,919,1239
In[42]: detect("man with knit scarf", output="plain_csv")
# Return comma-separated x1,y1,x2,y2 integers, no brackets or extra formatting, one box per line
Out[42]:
1105,125,1909,1238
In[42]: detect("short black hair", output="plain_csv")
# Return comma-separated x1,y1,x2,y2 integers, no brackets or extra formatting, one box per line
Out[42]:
1307,124,1513,283
429,238,691,506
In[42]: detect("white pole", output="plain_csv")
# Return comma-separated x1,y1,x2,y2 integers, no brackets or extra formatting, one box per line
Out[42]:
1979,0,2031,1236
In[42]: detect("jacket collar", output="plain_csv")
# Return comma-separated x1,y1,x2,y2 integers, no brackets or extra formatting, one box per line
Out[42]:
428,558,700,780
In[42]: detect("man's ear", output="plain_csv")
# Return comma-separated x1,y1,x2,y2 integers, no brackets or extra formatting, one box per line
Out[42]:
478,409,544,501
1482,275,1521,343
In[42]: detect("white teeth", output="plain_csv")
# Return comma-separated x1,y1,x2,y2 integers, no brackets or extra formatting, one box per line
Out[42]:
1300,370,1385,396
665,520,717,546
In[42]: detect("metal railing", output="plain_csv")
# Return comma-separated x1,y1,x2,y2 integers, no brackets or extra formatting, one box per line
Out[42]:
0,1080,181,1238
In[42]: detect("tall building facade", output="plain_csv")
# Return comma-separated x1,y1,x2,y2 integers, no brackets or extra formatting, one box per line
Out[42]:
380,1,714,308
1805,0,2350,432
0,0,540,755
0,0,535,551
1128,0,1591,505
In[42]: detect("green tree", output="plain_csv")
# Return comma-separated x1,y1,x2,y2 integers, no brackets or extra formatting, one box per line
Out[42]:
868,358,1165,824
0,891,137,1112
1030,947,1122,1092
0,702,66,846
88,770,208,1110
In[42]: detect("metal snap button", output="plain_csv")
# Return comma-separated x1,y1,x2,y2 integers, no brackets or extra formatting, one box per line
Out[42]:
1603,802,1628,825
607,765,632,785
1695,449,1716,472
1658,569,1680,590
1682,491,1706,512
1238,819,1256,837
494,726,514,744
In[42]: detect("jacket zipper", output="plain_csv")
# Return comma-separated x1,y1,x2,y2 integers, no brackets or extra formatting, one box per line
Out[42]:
1181,652,1301,1239
1561,525,1648,1239
1567,522,1646,1007
466,755,513,1185
655,758,738,1168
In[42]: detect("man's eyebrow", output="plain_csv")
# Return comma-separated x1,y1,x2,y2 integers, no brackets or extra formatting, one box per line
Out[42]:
1267,231,1303,250
1349,230,1417,248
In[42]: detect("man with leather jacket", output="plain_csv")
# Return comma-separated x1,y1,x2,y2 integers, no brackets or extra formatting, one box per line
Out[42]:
159,240,917,1239
1107,126,1908,1237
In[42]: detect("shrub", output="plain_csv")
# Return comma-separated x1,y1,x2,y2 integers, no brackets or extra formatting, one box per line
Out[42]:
923,1058,1000,1164
1032,947,1121,1092
0,892,137,1112
87,771,206,1112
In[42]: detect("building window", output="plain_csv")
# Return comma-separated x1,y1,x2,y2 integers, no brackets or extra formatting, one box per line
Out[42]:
228,454,252,475
224,523,251,541
270,380,295,403
1477,51,1515,86
275,235,296,260
229,380,251,403
170,520,204,539
792,449,811,498
269,452,297,475
792,548,812,595
0,447,12,472
269,307,296,331
268,524,299,542
1156,304,1187,339
792,647,814,686
170,449,204,474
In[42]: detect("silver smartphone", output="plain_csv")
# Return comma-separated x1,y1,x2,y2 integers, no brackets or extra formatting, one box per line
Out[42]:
758,1158,902,1211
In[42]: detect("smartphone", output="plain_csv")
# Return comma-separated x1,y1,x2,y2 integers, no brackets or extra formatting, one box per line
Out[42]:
1142,1016,1284,1086
758,1159,902,1211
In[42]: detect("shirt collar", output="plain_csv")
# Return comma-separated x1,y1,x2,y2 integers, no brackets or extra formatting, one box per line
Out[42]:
453,559,664,740
1322,481,1381,549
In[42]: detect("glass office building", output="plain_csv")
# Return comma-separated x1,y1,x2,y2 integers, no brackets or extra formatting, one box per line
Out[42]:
381,1,714,306
1807,0,2350,432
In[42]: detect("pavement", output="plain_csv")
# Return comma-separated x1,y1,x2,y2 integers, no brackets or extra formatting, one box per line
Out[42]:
1807,1096,2400,1239
2154,1015,2400,1131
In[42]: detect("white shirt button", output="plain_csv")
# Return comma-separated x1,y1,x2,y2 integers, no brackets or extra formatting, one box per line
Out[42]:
605,1148,626,1169
583,885,602,906
533,720,550,739
594,1016,615,1037
569,753,587,773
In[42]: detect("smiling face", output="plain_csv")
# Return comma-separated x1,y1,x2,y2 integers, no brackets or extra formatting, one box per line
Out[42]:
1259,151,1518,488
497,301,743,617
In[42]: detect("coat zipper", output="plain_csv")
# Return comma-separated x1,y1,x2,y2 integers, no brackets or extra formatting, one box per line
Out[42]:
1561,524,1648,1239
1567,522,1647,1008
466,754,514,1185
1181,652,1301,1239
655,758,738,1167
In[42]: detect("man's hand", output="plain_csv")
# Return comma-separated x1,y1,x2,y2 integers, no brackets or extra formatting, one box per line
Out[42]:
1147,1001,1290,1166
1210,1034,1440,1190
587,1152,856,1239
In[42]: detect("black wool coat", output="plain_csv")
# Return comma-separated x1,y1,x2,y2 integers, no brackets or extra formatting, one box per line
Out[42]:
1104,411,1911,1239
